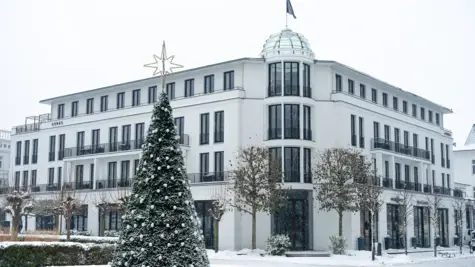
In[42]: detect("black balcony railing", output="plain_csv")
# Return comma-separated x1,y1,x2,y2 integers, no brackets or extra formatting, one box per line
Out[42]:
371,138,430,161
283,85,300,96
423,184,432,193
178,134,190,146
284,128,300,139
64,181,93,190
447,159,451,169
454,189,464,198
359,137,365,148
214,131,224,143
431,154,435,164
268,83,282,97
382,178,393,188
95,179,133,189
15,156,20,165
188,172,229,183
433,186,451,195
303,86,312,98
268,128,282,140
23,155,29,165
32,155,38,164
351,134,357,147
200,133,209,145
441,157,445,167
303,172,312,183
58,150,65,161
48,152,55,161
303,129,312,141
284,171,300,183
414,183,422,192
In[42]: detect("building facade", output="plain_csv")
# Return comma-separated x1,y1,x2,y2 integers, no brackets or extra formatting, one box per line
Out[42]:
3,28,461,251
0,130,11,227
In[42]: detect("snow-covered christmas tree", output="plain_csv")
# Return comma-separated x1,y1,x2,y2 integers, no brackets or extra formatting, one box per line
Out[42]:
111,91,209,267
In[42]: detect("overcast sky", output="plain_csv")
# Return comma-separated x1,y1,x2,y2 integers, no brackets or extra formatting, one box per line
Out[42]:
1,0,474,145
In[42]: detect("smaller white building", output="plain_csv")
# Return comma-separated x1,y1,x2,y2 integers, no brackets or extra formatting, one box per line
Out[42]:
0,130,11,226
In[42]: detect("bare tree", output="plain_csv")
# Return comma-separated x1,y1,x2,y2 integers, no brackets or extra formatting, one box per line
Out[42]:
356,172,383,261
427,193,443,257
90,186,131,236
313,148,372,240
208,185,232,253
394,188,414,255
228,145,286,250
1,190,34,240
452,197,467,255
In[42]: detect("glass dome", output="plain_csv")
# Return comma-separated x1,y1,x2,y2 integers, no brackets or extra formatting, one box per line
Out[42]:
261,28,314,59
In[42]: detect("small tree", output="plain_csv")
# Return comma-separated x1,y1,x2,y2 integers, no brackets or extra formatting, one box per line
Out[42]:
452,197,466,255
427,193,443,257
356,172,383,261
2,190,34,240
394,187,414,255
313,147,372,251
228,145,286,250
208,185,231,253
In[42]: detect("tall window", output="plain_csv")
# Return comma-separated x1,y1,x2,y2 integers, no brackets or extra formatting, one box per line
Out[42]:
350,115,356,147
403,131,409,147
360,84,366,99
15,141,21,165
116,92,125,109
49,135,56,162
446,144,450,168
395,163,401,182
57,104,64,119
92,129,100,149
303,148,312,183
132,89,141,106
402,100,408,114
371,88,377,103
120,161,130,182
224,71,234,90
71,101,78,117
359,117,364,148
393,97,398,111
122,125,131,144
134,159,140,176
109,127,118,151
166,82,175,100
348,79,354,94
108,162,117,186
100,95,108,112
412,104,417,117
23,140,30,164
428,110,433,123
435,113,440,125
57,167,62,187
32,139,38,164
77,131,85,150
200,153,209,175
284,62,299,96
14,171,20,188
90,164,94,185
431,138,435,164
268,105,282,140
22,170,28,188
148,86,157,104
204,75,214,94
75,165,84,184
413,134,418,149
425,137,429,152
185,79,194,97
384,125,390,141
135,123,145,148
303,63,311,98
214,111,224,143
268,63,282,97
440,143,445,167
86,98,94,114
48,168,54,185
214,151,224,178
373,122,380,139
284,147,300,182
200,113,210,145
335,74,342,92
174,117,185,144
284,104,299,139
420,107,425,120
382,93,388,107
269,147,282,174
303,106,311,141
31,170,37,186
58,134,65,160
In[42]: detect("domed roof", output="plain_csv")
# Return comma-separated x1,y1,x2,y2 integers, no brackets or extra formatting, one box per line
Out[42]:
261,28,314,59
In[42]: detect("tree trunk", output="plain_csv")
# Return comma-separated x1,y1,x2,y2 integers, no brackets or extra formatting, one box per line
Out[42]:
65,215,71,241
404,228,408,255
11,214,20,241
371,212,375,261
251,209,257,250
338,211,343,237
434,238,437,257
214,220,220,253
24,215,28,232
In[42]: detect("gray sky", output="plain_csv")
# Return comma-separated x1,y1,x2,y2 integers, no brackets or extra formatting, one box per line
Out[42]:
1,0,474,145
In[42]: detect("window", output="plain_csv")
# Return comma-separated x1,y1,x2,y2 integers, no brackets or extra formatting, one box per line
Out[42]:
214,151,224,178
214,111,224,143
71,208,88,232
86,98,94,114
269,147,282,173
431,138,435,164
404,165,410,183
23,140,30,164
403,131,409,146
200,113,209,145
31,170,37,186
134,159,139,176
428,110,433,123
57,104,64,119
350,115,356,146
359,117,364,148
108,162,117,185
268,63,282,96
284,62,299,96
32,139,38,164
382,93,388,107
92,129,100,149
132,89,141,106
100,95,108,112
393,97,398,111
58,134,65,160
303,106,311,141
412,104,417,117
373,122,380,139
135,123,145,148
71,101,78,117
48,168,54,185
109,127,118,151
49,136,56,161
284,147,300,182
166,83,175,100
57,167,62,187
384,125,390,141
425,137,429,152
435,113,440,125
303,148,312,183
122,125,131,144
440,143,445,167
472,160,475,174
303,63,311,98
360,84,366,99
200,153,209,175
75,165,84,184
335,74,342,92
420,107,425,120
204,75,214,94
90,164,94,184
22,170,28,188
413,133,418,148
15,141,21,165
371,88,377,103
402,100,408,114
268,105,282,140
148,86,157,104
348,79,354,94
284,104,299,139
174,117,185,145
446,144,450,168
117,92,125,109
120,161,130,182
394,128,400,143
185,79,194,97
224,71,234,90
77,131,85,151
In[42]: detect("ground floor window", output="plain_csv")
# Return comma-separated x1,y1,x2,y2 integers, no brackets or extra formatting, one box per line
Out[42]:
98,209,123,236
438,208,449,247
387,203,403,249
414,206,430,248
71,206,88,232
36,215,57,231
195,201,214,249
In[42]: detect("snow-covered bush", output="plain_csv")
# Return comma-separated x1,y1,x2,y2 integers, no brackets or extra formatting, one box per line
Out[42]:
266,234,291,256
104,230,119,237
61,230,91,236
329,235,347,255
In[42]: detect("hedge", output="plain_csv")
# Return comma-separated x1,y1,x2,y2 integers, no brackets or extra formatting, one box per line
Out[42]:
0,242,116,267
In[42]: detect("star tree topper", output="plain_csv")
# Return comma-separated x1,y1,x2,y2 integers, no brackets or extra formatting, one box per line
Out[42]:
144,41,183,90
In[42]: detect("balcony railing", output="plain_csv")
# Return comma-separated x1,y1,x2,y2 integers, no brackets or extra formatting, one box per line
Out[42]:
188,172,229,183
382,177,393,188
447,159,451,169
351,134,357,146
64,181,93,190
200,133,209,145
433,186,451,196
284,128,300,139
371,138,430,161
23,156,29,165
284,171,301,183
32,155,38,164
453,189,464,198
283,85,300,96
303,172,312,183
423,184,432,193
267,128,282,140
303,129,312,141
303,86,312,98
15,156,20,165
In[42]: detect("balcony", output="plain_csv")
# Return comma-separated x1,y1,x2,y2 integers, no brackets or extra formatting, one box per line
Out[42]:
188,172,229,183
453,189,464,198
65,181,93,190
423,184,432,193
382,177,393,188
95,178,134,189
371,138,430,161
12,113,51,135
283,85,300,96
414,182,422,192
433,186,451,196
284,171,301,183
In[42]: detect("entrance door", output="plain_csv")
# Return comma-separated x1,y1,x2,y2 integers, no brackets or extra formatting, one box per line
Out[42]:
387,204,403,249
194,201,214,249
414,206,430,248
361,210,379,251
438,208,449,247
273,199,308,250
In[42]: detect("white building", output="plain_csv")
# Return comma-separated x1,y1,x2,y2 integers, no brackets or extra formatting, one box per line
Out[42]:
0,130,11,226
4,28,461,251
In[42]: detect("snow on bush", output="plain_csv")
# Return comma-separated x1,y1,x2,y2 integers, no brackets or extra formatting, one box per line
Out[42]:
61,230,91,236
104,230,119,237
329,235,347,255
266,234,291,256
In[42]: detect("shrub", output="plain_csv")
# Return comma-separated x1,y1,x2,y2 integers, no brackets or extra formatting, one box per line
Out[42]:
104,230,119,237
60,230,91,236
266,234,291,256
329,235,347,255
0,242,116,267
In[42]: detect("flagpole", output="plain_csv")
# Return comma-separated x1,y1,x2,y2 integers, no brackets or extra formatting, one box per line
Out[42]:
285,0,288,28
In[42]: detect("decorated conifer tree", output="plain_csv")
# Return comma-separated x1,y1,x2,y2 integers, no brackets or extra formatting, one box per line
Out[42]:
111,92,209,267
